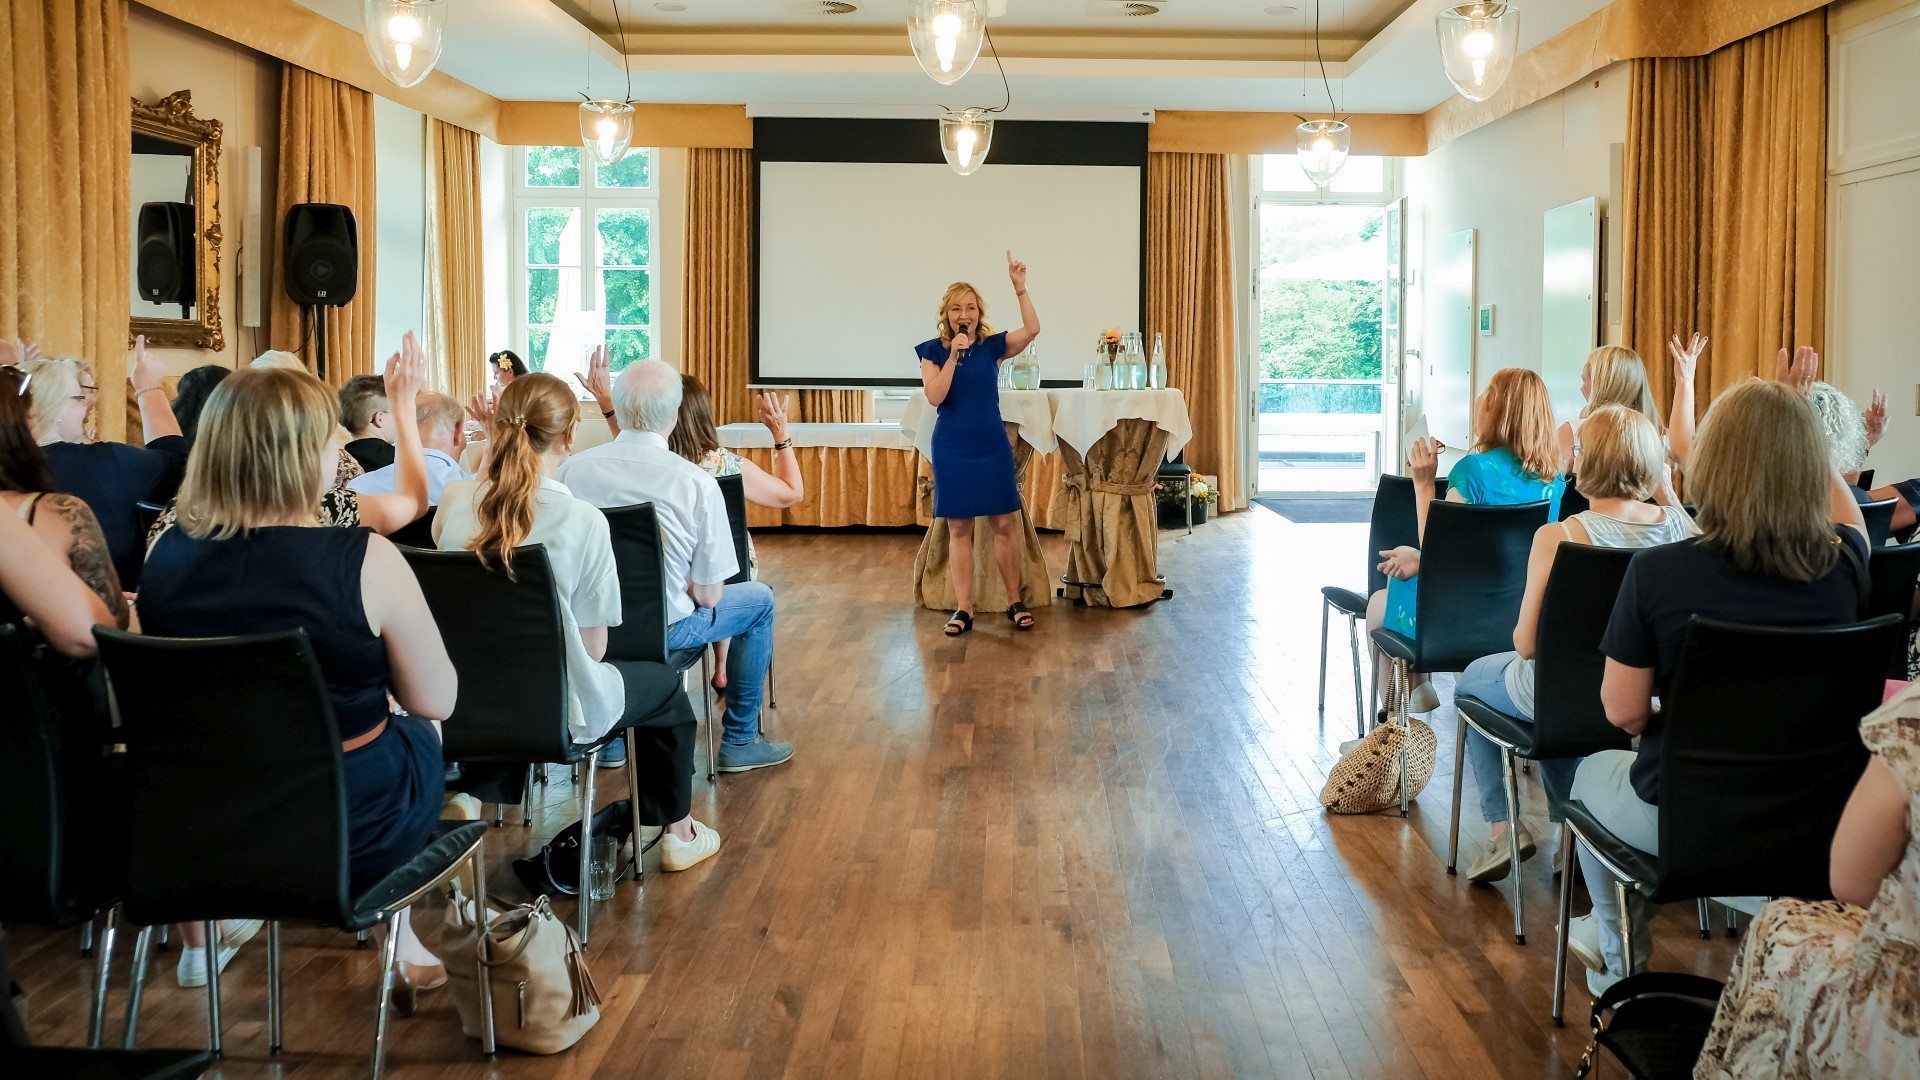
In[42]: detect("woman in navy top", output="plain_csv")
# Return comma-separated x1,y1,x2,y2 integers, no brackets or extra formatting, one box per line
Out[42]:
916,252,1042,636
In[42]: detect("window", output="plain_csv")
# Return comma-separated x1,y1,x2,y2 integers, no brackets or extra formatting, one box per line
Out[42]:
513,145,657,393
1259,153,1390,200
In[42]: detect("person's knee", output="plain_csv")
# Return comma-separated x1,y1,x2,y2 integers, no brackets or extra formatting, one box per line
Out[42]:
989,513,1018,537
1571,749,1631,803
1365,589,1385,629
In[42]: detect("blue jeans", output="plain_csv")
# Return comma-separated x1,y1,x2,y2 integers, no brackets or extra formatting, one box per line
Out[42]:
1456,652,1578,824
1571,750,1657,977
666,581,774,747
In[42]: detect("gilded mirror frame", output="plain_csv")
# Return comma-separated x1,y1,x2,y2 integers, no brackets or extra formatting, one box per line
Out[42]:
130,90,224,351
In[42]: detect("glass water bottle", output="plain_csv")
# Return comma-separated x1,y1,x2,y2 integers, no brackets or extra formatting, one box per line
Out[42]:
1149,331,1168,390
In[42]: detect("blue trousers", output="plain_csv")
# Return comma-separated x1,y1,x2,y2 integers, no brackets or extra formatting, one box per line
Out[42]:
667,580,775,747
1455,652,1579,824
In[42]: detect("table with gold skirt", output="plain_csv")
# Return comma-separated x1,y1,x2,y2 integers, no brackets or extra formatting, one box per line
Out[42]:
1047,388,1193,609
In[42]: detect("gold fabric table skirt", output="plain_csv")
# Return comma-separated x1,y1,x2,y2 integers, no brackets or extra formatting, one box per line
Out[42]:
910,422,1059,613
731,442,1066,532
1051,418,1172,609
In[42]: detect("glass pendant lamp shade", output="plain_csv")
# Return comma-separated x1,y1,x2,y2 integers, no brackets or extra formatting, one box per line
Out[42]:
580,100,636,167
1436,3,1519,102
363,0,446,88
907,0,986,86
940,110,994,176
1295,120,1351,186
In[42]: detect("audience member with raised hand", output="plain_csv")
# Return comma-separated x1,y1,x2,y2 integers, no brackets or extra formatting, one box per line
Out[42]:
347,391,471,506
1555,341,1699,475
559,359,792,775
1365,367,1567,715
433,373,718,871
23,336,184,590
1854,385,1920,537
1664,332,1706,466
1568,356,1871,998
1695,679,1920,1078
338,374,399,472
138,363,457,999
0,504,117,658
1453,405,1695,883
0,365,128,628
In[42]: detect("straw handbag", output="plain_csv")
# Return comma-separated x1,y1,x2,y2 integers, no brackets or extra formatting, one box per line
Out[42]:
1319,715,1439,814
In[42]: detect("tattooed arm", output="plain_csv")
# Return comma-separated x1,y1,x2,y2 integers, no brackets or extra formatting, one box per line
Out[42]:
32,495,131,629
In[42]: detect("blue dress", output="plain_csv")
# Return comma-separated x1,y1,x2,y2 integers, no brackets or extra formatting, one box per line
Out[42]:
916,331,1022,519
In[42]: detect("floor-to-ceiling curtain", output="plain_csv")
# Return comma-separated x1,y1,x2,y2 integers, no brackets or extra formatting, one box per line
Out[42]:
270,64,376,386
1622,8,1826,415
682,147,756,426
1147,152,1244,512
1,0,131,441
794,390,872,423
425,117,485,404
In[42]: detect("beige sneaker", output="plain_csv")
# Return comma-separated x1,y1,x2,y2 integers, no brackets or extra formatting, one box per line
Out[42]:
660,820,721,872
1464,826,1537,883
1409,682,1443,713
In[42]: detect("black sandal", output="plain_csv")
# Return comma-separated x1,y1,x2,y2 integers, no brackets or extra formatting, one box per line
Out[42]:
1006,602,1035,631
943,610,974,636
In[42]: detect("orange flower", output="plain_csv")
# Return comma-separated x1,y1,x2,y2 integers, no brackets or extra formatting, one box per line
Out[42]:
1102,329,1121,345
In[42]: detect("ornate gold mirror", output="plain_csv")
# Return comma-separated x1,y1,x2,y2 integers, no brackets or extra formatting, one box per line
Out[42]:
130,90,223,350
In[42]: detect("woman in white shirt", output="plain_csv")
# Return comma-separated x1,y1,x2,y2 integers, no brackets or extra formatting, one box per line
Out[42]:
434,373,718,872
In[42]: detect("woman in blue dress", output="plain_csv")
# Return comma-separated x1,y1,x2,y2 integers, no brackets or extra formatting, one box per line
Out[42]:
916,251,1042,635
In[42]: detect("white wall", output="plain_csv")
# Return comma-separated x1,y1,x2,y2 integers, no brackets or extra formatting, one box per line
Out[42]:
373,96,427,358
1404,65,1629,437
1828,0,1920,480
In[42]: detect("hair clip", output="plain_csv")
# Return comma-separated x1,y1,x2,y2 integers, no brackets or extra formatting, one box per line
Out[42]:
501,415,527,427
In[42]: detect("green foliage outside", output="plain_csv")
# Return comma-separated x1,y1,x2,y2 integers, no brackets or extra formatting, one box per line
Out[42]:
522,171,652,375
1259,205,1385,384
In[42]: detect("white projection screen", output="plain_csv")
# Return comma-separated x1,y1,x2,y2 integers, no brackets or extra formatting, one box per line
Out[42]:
751,119,1146,388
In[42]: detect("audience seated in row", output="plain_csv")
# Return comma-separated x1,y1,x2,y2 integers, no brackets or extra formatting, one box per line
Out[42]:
1555,339,1701,476
348,390,471,506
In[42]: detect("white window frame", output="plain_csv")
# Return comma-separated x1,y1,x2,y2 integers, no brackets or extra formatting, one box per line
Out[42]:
1254,153,1401,206
511,146,659,396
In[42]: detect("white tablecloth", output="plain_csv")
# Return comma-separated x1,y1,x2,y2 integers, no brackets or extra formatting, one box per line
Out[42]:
718,422,915,451
898,389,1058,458
1045,388,1192,460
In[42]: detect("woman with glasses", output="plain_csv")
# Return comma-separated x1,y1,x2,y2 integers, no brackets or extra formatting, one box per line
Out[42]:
21,335,185,591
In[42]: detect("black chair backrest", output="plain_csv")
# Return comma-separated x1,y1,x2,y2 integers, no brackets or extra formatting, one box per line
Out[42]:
0,625,92,926
1411,500,1552,672
1653,614,1904,904
134,500,166,541
1858,468,1875,490
1365,473,1453,596
401,545,575,765
602,502,670,665
1529,544,1638,759
1860,498,1897,550
94,627,353,928
1868,541,1920,678
1556,484,1591,522
715,472,753,586
386,505,438,549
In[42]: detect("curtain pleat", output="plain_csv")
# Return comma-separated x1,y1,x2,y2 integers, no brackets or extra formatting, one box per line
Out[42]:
1622,9,1826,417
0,0,130,441
794,389,872,423
425,117,485,404
681,147,756,426
269,64,377,386
1147,152,1244,512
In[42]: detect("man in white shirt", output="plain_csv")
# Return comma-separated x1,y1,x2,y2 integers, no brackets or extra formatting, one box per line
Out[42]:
347,392,471,505
557,360,791,773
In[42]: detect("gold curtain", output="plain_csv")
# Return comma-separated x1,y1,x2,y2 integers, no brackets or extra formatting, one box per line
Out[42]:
270,64,377,386
682,147,755,425
1622,9,1827,416
1146,152,1243,512
425,117,486,404
793,390,872,423
0,0,130,441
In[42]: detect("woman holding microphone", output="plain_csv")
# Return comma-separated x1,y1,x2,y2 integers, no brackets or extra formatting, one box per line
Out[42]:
916,252,1041,636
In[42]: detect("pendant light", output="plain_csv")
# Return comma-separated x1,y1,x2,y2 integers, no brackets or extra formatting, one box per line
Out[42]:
1294,1,1349,187
934,21,1012,176
907,0,986,86
580,0,637,167
1436,3,1519,102
363,0,446,88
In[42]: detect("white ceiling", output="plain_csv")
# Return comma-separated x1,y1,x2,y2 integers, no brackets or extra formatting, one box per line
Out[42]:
300,0,1611,115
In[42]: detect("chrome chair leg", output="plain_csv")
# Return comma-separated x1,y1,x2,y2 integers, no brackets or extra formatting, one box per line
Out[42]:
522,764,536,827
267,921,283,1054
768,648,777,709
1346,615,1364,734
1725,906,1741,937
1184,476,1194,535
700,651,718,782
577,762,597,945
1615,880,1636,979
1696,898,1713,940
123,924,155,1048
1503,749,1527,944
472,844,497,1057
87,905,118,1048
203,919,222,1058
623,728,645,885
81,917,95,958
369,909,403,1080
1395,661,1413,818
356,928,370,949
1446,715,1468,872
1551,821,1575,1026
1317,603,1330,715
156,924,169,951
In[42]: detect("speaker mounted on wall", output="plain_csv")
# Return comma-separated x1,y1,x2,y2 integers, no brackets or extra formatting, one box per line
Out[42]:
136,201,196,308
283,202,359,306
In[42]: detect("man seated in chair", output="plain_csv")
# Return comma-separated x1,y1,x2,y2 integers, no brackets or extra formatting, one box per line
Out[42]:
557,360,791,774
347,392,471,506
338,374,398,472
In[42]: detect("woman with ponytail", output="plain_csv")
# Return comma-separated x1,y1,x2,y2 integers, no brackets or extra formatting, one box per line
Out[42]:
433,374,717,872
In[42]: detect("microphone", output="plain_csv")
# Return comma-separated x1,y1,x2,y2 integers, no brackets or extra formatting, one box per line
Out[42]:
954,322,971,359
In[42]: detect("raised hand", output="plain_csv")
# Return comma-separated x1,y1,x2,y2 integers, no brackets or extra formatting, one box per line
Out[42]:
757,391,791,442
1007,250,1028,291
129,334,164,393
383,331,425,402
1774,345,1819,395
465,392,495,431
573,345,613,405
0,338,41,368
1864,389,1888,448
1667,332,1706,386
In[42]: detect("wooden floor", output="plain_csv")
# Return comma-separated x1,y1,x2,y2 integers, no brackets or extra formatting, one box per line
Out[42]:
11,508,1743,1078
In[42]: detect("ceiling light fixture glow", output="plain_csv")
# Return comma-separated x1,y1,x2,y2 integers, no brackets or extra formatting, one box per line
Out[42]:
907,0,986,86
1436,3,1520,102
362,0,446,88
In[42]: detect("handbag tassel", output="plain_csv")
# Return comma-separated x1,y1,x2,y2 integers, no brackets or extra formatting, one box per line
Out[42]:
565,944,601,1017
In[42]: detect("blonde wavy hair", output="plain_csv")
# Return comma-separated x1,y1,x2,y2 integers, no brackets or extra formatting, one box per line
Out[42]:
20,358,92,442
1573,405,1664,501
934,282,993,347
468,373,577,574
1580,346,1663,432
1475,367,1561,481
1687,380,1838,582
174,368,338,540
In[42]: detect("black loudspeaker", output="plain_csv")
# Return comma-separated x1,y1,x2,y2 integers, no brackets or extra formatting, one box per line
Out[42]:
283,202,359,306
136,201,195,305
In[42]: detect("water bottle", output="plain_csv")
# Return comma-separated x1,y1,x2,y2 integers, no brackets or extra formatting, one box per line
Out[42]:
1124,333,1145,390
1149,332,1168,390
1015,347,1039,390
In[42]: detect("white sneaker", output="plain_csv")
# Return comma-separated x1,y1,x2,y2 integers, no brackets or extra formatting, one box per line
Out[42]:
220,918,263,950
660,820,721,872
639,824,665,849
1566,914,1604,973
176,940,239,988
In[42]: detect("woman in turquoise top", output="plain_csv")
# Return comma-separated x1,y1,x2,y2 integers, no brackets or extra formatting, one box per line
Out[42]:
1368,367,1566,713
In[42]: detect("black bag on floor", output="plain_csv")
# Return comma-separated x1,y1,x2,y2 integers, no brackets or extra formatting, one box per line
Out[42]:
512,799,634,898
1575,972,1725,1080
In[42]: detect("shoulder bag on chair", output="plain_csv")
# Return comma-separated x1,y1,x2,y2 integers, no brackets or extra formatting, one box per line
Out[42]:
444,880,601,1054
1319,715,1438,814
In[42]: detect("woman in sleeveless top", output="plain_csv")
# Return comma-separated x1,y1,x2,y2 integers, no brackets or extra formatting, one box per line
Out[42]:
1557,337,1703,476
0,365,126,627
138,354,458,1007
1452,406,1696,882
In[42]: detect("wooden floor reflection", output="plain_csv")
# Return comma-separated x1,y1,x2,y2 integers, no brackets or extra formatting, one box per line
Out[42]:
11,507,1740,1078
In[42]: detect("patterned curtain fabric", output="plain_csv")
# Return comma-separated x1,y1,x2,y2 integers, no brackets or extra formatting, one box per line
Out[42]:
1622,8,1827,416
681,147,756,426
1146,152,1244,512
0,0,131,440
425,118,485,404
269,64,377,386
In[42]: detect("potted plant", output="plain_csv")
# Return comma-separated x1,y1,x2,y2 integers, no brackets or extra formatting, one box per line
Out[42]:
1156,476,1217,528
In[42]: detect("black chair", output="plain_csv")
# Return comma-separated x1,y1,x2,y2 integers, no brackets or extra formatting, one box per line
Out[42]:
1451,544,1636,943
714,472,776,712
94,628,490,1074
133,501,166,543
400,545,643,944
1859,497,1897,550
1157,455,1193,535
1867,540,1920,679
0,625,125,1048
1318,474,1418,736
1369,499,1552,817
1550,614,1903,1023
603,503,712,777
385,506,437,549
1556,484,1590,522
